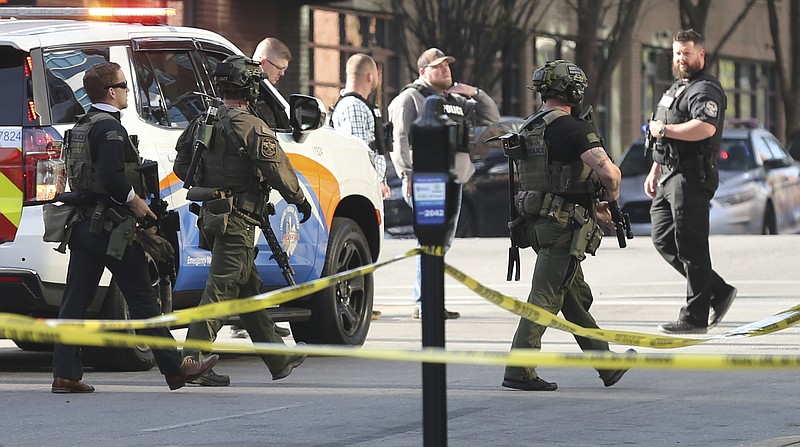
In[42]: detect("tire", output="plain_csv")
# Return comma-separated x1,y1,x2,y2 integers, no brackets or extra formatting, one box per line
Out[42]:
762,203,777,235
82,280,157,372
291,217,373,345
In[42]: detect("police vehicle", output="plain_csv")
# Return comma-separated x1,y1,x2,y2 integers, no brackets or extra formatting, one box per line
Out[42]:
0,8,383,370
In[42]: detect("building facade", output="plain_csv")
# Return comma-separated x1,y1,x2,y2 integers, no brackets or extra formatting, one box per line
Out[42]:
32,0,794,158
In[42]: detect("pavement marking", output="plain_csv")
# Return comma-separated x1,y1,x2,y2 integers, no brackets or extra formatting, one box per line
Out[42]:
140,404,301,433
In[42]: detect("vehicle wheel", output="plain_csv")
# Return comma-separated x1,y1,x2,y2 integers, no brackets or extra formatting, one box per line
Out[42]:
291,217,373,345
455,202,476,238
82,280,157,372
762,203,777,235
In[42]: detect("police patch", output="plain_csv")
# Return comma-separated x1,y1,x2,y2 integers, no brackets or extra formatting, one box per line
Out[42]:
586,132,601,144
260,137,277,159
704,101,719,118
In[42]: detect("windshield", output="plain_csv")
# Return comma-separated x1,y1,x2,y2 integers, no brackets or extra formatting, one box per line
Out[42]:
619,142,651,177
718,138,758,171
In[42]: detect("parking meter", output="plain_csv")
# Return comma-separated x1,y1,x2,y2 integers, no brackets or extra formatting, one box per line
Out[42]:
412,96,461,247
411,95,463,447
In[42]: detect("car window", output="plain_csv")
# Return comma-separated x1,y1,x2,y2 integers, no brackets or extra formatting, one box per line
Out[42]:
132,50,205,127
0,47,27,125
719,138,757,171
43,47,109,124
763,135,793,167
619,142,652,176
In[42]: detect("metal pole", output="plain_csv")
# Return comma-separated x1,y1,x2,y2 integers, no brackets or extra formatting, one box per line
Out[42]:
421,251,447,446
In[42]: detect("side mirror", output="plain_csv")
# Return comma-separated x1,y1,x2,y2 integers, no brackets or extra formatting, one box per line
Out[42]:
289,94,326,143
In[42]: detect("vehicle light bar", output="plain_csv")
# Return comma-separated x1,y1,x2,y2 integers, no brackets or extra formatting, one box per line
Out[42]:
0,7,176,19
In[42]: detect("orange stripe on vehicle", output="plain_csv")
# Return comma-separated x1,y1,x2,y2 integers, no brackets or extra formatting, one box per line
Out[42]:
288,154,340,231
160,171,183,191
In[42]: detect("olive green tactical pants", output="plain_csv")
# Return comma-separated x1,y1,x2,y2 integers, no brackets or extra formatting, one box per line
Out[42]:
504,218,618,382
184,213,293,375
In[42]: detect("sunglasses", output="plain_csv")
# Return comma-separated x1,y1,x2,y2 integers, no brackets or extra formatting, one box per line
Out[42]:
106,81,128,90
265,59,288,73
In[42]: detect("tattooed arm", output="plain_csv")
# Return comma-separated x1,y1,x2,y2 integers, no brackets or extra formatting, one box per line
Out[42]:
580,146,621,201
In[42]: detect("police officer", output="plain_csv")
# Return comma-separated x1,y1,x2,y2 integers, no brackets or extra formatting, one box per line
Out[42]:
174,55,311,386
387,47,500,320
52,62,218,393
501,60,632,391
646,29,737,335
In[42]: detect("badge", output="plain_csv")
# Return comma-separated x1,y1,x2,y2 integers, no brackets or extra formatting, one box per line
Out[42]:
704,101,719,118
260,137,277,159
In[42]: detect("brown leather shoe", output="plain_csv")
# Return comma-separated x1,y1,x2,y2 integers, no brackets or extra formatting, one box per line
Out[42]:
52,377,95,394
165,354,219,390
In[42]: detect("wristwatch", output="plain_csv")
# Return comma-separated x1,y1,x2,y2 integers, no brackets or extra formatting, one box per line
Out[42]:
657,124,667,139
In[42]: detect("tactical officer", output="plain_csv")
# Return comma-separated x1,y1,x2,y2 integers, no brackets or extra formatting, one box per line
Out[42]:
646,29,737,335
174,55,311,387
387,47,500,320
501,60,633,391
52,62,218,393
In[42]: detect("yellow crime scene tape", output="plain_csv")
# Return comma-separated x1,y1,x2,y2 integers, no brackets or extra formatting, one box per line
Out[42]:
2,246,800,370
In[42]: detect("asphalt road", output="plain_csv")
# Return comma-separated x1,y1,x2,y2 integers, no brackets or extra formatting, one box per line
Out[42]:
1,235,799,447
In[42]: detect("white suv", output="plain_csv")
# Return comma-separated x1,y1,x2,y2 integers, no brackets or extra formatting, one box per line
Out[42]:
0,11,383,370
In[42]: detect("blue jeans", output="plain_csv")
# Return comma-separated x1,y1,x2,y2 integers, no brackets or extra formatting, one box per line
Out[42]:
402,177,461,307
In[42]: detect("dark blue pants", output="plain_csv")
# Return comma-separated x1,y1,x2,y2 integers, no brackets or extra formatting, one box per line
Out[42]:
52,218,182,379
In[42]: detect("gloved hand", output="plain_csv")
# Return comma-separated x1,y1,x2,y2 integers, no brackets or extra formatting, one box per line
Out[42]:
296,198,312,223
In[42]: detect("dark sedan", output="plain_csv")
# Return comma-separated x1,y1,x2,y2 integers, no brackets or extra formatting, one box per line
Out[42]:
384,117,526,237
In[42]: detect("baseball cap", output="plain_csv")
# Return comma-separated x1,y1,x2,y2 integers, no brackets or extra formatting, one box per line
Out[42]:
417,48,456,69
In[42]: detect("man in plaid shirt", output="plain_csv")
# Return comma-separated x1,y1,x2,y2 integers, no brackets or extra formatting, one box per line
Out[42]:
331,53,391,200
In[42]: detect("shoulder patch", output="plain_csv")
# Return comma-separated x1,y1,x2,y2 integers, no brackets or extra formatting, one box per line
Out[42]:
586,132,601,144
260,136,278,159
105,130,123,141
704,101,719,118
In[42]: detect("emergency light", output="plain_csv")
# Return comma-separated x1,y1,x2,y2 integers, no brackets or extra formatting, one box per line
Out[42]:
0,7,176,24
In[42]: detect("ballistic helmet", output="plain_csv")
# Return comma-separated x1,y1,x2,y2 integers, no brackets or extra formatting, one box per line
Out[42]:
529,59,587,107
213,55,264,102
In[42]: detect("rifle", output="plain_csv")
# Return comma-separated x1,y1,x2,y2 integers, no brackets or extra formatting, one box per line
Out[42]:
234,201,296,287
485,131,524,281
135,159,179,279
578,106,634,248
184,99,219,189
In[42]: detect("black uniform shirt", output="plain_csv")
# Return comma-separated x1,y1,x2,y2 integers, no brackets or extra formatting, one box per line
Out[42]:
545,113,604,209
87,107,135,206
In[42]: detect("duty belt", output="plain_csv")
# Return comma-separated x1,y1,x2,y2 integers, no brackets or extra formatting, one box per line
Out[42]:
540,193,590,227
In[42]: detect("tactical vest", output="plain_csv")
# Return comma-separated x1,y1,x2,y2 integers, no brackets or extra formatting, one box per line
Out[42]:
516,109,596,196
65,111,144,198
331,92,393,155
194,106,258,194
654,71,725,178
403,82,474,152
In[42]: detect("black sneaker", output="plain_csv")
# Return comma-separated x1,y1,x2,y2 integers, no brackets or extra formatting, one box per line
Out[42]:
658,320,707,334
412,308,460,320
189,368,230,387
502,377,558,391
601,349,636,387
709,286,737,328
